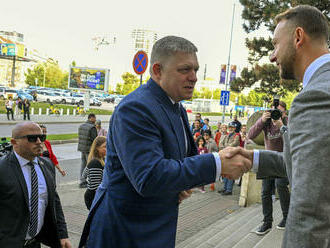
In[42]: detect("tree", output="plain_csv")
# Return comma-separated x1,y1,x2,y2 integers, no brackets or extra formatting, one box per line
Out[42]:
234,0,329,95
115,72,140,95
230,67,257,93
25,61,68,89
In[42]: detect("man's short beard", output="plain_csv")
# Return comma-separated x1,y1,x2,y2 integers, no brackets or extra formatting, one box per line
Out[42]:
280,44,296,80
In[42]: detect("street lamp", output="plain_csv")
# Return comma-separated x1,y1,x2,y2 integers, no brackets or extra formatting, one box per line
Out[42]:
41,58,56,87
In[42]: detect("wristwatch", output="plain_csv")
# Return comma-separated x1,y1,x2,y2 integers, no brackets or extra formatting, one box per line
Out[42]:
280,125,288,135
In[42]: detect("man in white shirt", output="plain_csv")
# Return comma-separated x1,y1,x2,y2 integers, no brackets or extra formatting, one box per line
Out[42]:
225,5,330,248
5,96,14,120
0,122,71,248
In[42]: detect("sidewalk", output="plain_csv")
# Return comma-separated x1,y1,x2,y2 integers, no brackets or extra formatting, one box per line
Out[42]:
0,113,247,125
56,181,242,247
0,113,111,125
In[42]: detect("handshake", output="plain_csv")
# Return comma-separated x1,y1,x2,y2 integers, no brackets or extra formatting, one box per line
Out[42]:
219,147,254,180
178,147,254,204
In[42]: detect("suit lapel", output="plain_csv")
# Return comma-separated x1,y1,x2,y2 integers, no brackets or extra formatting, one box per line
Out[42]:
147,79,186,159
160,104,185,159
10,152,29,207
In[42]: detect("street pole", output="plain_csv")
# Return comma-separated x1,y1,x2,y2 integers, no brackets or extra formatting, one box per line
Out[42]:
140,74,143,86
11,56,16,87
221,3,236,123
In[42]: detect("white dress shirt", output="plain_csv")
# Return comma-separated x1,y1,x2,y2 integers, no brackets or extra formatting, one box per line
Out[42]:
14,151,48,239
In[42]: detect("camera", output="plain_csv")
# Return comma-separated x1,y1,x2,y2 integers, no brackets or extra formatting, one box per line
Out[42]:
269,98,282,120
265,98,282,126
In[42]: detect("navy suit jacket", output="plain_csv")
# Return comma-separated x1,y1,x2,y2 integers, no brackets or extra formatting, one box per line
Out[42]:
80,79,217,248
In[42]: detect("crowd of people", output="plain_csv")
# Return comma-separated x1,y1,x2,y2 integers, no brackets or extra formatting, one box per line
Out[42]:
4,96,31,121
191,113,246,195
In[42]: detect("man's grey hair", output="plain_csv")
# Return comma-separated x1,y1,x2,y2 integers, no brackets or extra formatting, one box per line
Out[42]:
150,36,198,75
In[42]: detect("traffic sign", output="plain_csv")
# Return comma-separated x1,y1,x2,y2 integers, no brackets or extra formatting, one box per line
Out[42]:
220,90,230,106
133,50,148,75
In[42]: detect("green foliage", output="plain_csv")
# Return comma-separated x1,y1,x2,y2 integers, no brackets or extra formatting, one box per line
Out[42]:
25,60,68,89
230,67,257,93
245,37,274,64
192,87,222,100
115,72,140,95
240,0,329,34
47,133,78,141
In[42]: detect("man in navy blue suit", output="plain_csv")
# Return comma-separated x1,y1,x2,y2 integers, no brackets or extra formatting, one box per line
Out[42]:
79,36,251,248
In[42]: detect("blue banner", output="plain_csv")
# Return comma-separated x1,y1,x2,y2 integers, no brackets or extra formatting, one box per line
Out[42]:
230,65,236,82
219,65,226,84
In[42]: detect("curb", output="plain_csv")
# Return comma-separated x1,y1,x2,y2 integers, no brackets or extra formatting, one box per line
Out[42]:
50,139,78,145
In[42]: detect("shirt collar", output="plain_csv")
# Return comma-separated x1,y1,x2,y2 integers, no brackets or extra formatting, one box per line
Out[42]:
14,150,38,168
168,96,176,105
303,53,330,88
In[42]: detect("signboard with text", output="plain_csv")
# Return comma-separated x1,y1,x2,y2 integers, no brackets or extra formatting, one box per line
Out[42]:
68,66,110,91
0,43,16,56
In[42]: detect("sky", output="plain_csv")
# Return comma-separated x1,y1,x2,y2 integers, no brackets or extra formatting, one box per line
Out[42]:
1,0,270,86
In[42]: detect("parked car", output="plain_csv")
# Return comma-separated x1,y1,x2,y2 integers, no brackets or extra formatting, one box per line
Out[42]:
0,88,5,99
17,92,33,101
104,94,115,103
36,91,58,103
53,92,75,105
3,89,18,100
90,98,102,106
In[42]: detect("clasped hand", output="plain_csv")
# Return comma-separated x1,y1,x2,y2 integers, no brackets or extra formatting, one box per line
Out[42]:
219,147,253,180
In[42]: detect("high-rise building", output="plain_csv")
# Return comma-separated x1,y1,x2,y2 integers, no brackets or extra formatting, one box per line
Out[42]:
131,29,158,56
0,31,24,43
0,31,26,87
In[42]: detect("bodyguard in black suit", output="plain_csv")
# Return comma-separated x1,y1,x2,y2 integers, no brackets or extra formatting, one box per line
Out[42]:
0,122,71,248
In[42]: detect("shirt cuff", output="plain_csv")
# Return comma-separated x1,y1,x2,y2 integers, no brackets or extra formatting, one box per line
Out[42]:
252,149,260,172
212,152,221,181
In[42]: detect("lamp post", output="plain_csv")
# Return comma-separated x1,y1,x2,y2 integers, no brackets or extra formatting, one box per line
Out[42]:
221,3,236,123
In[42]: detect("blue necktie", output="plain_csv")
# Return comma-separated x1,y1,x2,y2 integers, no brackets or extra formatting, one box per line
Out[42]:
174,103,188,156
27,162,38,237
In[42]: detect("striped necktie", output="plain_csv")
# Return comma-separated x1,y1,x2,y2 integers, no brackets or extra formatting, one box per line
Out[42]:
27,162,38,238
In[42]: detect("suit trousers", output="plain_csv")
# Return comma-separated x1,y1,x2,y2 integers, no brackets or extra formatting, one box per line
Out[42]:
262,177,290,224
6,108,14,120
80,152,89,184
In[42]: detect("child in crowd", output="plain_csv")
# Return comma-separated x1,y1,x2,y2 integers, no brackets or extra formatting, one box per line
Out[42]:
218,122,240,195
196,136,208,193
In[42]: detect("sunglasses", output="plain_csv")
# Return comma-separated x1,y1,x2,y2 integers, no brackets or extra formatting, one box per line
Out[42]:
15,134,47,142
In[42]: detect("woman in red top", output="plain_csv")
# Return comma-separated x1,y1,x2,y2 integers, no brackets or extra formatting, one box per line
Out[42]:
40,124,66,176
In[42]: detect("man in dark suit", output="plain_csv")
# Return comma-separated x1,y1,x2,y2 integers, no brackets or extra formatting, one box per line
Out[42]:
0,122,71,248
226,5,330,248
79,36,251,248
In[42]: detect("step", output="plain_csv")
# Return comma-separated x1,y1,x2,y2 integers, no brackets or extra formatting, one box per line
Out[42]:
196,205,270,248
231,201,282,248
177,204,261,248
254,203,285,248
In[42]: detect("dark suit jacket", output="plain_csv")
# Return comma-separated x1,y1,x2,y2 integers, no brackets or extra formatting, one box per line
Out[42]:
0,151,68,248
80,79,216,248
